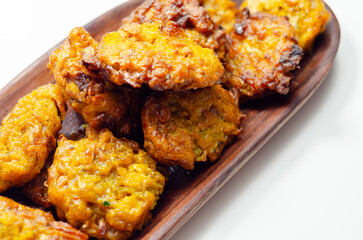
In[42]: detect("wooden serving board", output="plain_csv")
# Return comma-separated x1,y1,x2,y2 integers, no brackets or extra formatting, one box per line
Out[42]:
0,1,340,239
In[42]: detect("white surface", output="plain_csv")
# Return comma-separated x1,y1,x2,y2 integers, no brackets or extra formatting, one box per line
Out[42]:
1,1,362,239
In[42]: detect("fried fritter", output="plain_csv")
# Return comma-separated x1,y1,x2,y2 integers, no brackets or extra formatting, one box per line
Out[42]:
142,85,244,170
224,9,303,97
48,128,165,240
22,154,53,208
123,0,227,60
0,84,66,193
0,196,88,240
201,0,237,33
48,27,127,130
124,0,213,32
241,0,330,50
89,22,223,91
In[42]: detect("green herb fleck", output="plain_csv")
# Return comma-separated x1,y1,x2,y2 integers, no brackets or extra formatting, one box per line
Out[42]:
103,201,110,207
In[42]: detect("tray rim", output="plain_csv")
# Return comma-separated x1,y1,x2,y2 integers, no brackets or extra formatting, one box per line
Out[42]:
0,1,340,240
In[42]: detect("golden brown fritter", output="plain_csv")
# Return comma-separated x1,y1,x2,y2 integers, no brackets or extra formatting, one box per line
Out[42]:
224,9,303,97
201,0,237,33
142,85,244,170
89,22,224,91
48,27,127,130
22,155,54,208
123,0,227,60
124,0,214,32
57,87,144,142
0,196,88,240
241,0,330,50
0,84,66,193
48,128,165,240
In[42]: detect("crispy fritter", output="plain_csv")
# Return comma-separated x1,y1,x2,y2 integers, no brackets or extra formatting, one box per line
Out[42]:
0,84,66,193
142,85,244,170
57,85,147,143
48,128,165,240
241,0,330,50
201,0,237,33
0,196,88,240
48,27,127,130
123,0,227,60
224,9,303,97
89,22,223,91
124,0,214,32
22,155,53,208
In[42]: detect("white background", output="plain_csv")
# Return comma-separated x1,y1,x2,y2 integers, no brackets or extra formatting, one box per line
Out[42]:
1,0,362,239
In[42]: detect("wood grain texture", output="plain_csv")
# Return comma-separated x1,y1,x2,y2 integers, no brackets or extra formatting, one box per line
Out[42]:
0,0,339,239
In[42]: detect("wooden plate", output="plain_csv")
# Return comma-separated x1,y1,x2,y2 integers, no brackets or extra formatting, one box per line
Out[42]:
0,1,340,239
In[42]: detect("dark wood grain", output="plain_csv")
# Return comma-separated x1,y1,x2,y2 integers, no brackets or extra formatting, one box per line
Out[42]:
0,1,339,239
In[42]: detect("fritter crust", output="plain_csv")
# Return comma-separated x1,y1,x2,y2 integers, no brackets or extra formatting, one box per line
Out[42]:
124,0,214,32
241,0,330,50
224,8,303,97
0,84,66,193
22,155,54,208
201,0,237,33
0,196,88,240
123,0,227,60
91,22,224,91
142,85,244,170
48,128,165,240
48,27,127,130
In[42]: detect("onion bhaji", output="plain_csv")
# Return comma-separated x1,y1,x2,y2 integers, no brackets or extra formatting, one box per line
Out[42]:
47,128,165,240
48,27,127,130
241,0,330,50
224,9,303,97
91,22,224,91
201,0,238,33
142,85,245,170
0,196,88,240
123,0,227,60
0,84,66,193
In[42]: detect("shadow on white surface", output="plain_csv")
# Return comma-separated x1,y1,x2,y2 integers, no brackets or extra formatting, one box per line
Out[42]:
172,33,360,239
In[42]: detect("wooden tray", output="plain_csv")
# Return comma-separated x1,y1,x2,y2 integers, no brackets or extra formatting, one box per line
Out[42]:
0,1,340,239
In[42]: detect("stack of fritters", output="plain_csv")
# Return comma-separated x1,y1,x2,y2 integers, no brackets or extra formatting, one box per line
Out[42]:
45,0,243,238
47,0,245,172
0,0,330,239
